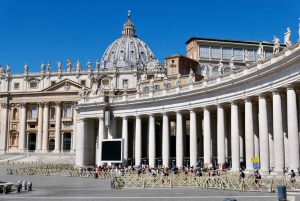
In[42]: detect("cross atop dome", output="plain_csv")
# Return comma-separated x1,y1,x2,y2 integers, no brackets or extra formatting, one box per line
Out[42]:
122,11,136,37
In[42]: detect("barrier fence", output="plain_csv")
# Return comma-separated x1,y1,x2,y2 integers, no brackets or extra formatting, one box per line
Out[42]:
5,166,300,192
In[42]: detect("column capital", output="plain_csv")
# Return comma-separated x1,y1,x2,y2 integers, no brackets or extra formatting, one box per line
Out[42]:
203,106,210,111
54,101,61,107
38,102,44,108
135,115,141,119
98,116,104,120
230,100,238,106
286,84,295,90
217,103,224,108
20,102,27,108
122,116,128,120
189,108,196,113
258,93,267,99
244,97,253,102
162,112,169,116
0,103,8,108
272,89,280,95
43,102,49,108
175,110,184,114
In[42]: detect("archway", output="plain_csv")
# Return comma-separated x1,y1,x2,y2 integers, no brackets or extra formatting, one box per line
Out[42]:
28,133,36,151
49,139,55,151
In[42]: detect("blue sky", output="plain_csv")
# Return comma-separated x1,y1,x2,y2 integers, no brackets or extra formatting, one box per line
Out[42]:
0,0,300,73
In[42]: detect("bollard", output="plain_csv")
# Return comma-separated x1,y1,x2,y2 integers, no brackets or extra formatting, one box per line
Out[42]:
278,185,287,201
94,173,98,179
223,199,237,201
27,181,32,191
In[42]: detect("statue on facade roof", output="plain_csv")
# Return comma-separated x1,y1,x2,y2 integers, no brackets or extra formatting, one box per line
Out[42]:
78,87,85,98
188,69,193,84
244,50,249,62
24,63,28,73
5,64,10,74
113,60,117,69
109,83,115,95
76,60,81,71
95,60,100,71
99,84,104,95
203,66,208,79
298,18,300,41
86,60,92,71
229,56,235,69
47,62,51,72
0,65,4,74
136,79,141,93
67,59,72,71
41,62,45,72
163,76,168,88
134,59,138,69
149,77,154,91
91,82,98,95
57,61,62,71
123,82,128,94
258,43,264,60
175,74,181,87
284,27,292,47
273,35,280,54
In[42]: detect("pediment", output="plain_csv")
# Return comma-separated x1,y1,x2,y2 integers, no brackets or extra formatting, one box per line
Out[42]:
42,79,89,92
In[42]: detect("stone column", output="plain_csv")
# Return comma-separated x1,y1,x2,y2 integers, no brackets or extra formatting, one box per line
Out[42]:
72,104,77,152
239,107,244,163
253,104,259,158
19,103,27,151
149,114,156,168
217,104,225,165
122,117,128,165
282,95,289,167
54,102,61,153
37,102,43,151
258,94,269,172
231,101,240,171
176,111,183,167
190,109,197,167
244,98,254,171
42,102,49,151
61,133,64,151
135,115,142,166
76,118,85,166
203,106,211,164
287,85,300,170
273,90,284,172
0,103,8,154
267,98,274,168
97,116,105,166
162,113,170,167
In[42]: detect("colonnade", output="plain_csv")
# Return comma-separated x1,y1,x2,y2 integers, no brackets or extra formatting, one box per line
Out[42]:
78,85,300,173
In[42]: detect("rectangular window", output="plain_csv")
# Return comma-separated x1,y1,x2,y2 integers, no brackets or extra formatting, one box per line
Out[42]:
102,80,109,85
14,83,19,90
222,47,232,60
29,125,35,128
32,108,37,119
233,48,243,60
199,45,210,58
50,124,55,128
247,49,255,61
80,80,86,86
155,85,160,90
211,46,221,59
51,81,56,86
30,82,37,88
265,50,272,58
167,83,171,88
66,106,71,118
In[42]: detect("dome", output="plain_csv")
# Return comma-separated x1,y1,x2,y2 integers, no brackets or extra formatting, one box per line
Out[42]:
101,12,155,68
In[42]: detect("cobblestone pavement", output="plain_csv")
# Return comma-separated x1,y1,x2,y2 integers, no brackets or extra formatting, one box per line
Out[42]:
0,165,299,201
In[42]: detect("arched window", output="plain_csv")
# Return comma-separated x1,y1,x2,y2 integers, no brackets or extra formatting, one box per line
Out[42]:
223,67,231,74
66,106,71,118
167,83,171,88
51,107,56,118
31,107,37,118
212,66,219,77
144,86,149,92
13,108,18,119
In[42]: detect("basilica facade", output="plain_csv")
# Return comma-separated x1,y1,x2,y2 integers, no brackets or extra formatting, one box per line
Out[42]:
1,14,300,174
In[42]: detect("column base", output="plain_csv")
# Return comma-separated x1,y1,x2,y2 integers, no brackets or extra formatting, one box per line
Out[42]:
0,150,6,154
39,150,49,153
